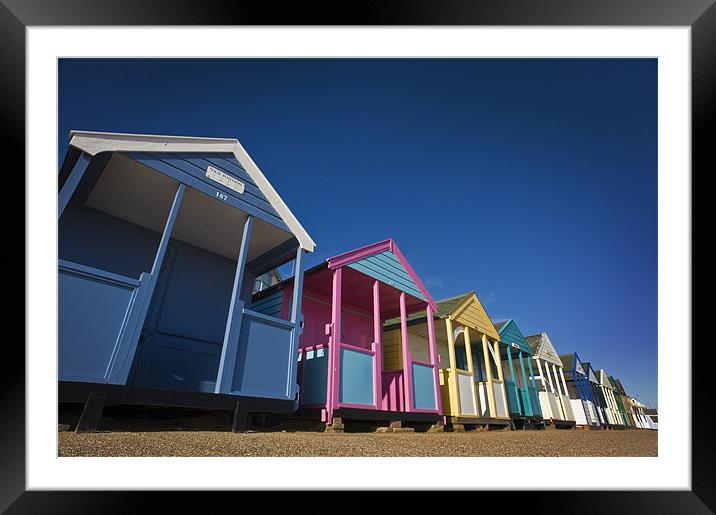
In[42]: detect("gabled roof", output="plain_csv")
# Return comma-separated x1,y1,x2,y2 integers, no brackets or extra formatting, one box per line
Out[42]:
383,291,499,340
598,369,614,388
328,239,437,312
559,353,574,370
441,291,500,340
496,319,532,354
560,352,587,376
583,362,601,383
66,130,316,252
615,378,628,396
525,332,563,366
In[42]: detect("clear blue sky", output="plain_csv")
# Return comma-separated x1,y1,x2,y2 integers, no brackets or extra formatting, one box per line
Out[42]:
59,58,657,408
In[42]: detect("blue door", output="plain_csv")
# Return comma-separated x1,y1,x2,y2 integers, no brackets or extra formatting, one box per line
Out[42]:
130,239,236,393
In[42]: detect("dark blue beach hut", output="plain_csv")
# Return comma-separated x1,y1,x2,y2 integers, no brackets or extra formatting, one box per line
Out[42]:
58,131,315,431
560,353,601,429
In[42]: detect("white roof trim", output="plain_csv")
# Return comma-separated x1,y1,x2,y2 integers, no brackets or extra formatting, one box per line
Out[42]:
68,131,316,252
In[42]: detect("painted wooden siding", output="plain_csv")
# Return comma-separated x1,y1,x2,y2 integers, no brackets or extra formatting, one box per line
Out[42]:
347,250,425,301
125,151,289,231
297,294,331,349
339,347,374,405
382,325,432,371
250,289,284,319
412,362,436,410
60,205,161,280
452,297,500,340
382,328,402,371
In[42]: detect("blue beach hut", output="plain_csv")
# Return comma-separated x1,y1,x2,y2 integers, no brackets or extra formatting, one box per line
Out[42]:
560,353,601,429
58,131,315,431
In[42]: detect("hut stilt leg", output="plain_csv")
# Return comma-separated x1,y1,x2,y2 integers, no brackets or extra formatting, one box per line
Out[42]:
75,392,106,433
232,401,249,432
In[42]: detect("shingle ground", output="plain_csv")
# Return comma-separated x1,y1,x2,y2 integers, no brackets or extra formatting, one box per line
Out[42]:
58,428,657,457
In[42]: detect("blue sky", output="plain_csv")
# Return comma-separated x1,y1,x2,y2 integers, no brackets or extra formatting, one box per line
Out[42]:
59,58,657,407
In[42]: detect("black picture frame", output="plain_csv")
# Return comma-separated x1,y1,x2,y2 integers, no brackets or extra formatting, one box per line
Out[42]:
2,0,713,512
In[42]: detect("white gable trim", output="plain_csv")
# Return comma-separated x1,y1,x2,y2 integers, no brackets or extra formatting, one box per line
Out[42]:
68,131,316,252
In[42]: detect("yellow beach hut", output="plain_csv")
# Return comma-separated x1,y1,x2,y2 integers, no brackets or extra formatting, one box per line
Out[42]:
384,292,511,430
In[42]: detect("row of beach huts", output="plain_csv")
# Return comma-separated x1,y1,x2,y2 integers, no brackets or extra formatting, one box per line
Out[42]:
57,131,657,433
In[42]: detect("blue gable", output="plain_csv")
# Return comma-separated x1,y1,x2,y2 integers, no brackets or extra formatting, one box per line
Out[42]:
497,319,532,354
124,151,289,232
347,250,426,301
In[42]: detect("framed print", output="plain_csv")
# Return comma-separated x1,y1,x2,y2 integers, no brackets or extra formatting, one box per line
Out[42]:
2,0,714,511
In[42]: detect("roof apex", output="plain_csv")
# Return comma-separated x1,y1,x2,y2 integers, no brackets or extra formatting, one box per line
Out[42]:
67,130,316,252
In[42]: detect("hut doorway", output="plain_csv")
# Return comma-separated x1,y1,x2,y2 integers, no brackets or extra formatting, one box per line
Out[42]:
127,184,291,394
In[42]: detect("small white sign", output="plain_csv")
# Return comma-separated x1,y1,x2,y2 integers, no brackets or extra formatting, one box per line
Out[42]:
206,165,245,194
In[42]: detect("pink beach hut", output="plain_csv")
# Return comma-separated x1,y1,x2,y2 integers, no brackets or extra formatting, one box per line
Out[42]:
251,239,443,429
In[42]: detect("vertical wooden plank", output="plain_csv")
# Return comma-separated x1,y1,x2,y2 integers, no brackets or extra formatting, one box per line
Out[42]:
544,360,556,393
518,351,534,416
535,357,548,391
444,317,459,417
399,292,412,412
58,152,92,218
287,247,305,400
527,356,538,389
425,305,442,416
108,183,185,385
492,341,504,381
327,267,342,422
445,318,458,372
558,366,569,396
215,216,254,394
372,280,382,409
464,326,475,374
506,345,520,414
482,334,497,417
551,364,563,396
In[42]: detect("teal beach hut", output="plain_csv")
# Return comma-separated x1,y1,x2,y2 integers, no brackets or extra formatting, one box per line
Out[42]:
495,320,544,429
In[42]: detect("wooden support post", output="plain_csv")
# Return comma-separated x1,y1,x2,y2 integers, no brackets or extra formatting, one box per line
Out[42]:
552,364,563,396
493,340,508,417
327,268,342,423
464,326,475,374
287,247,305,400
518,351,534,416
232,401,249,432
544,360,556,394
58,152,92,218
444,318,460,416
535,358,547,390
559,366,569,397
215,216,254,394
372,280,382,409
482,334,497,418
399,292,412,412
493,341,505,382
75,392,106,433
426,305,442,417
527,356,537,389
506,345,520,413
